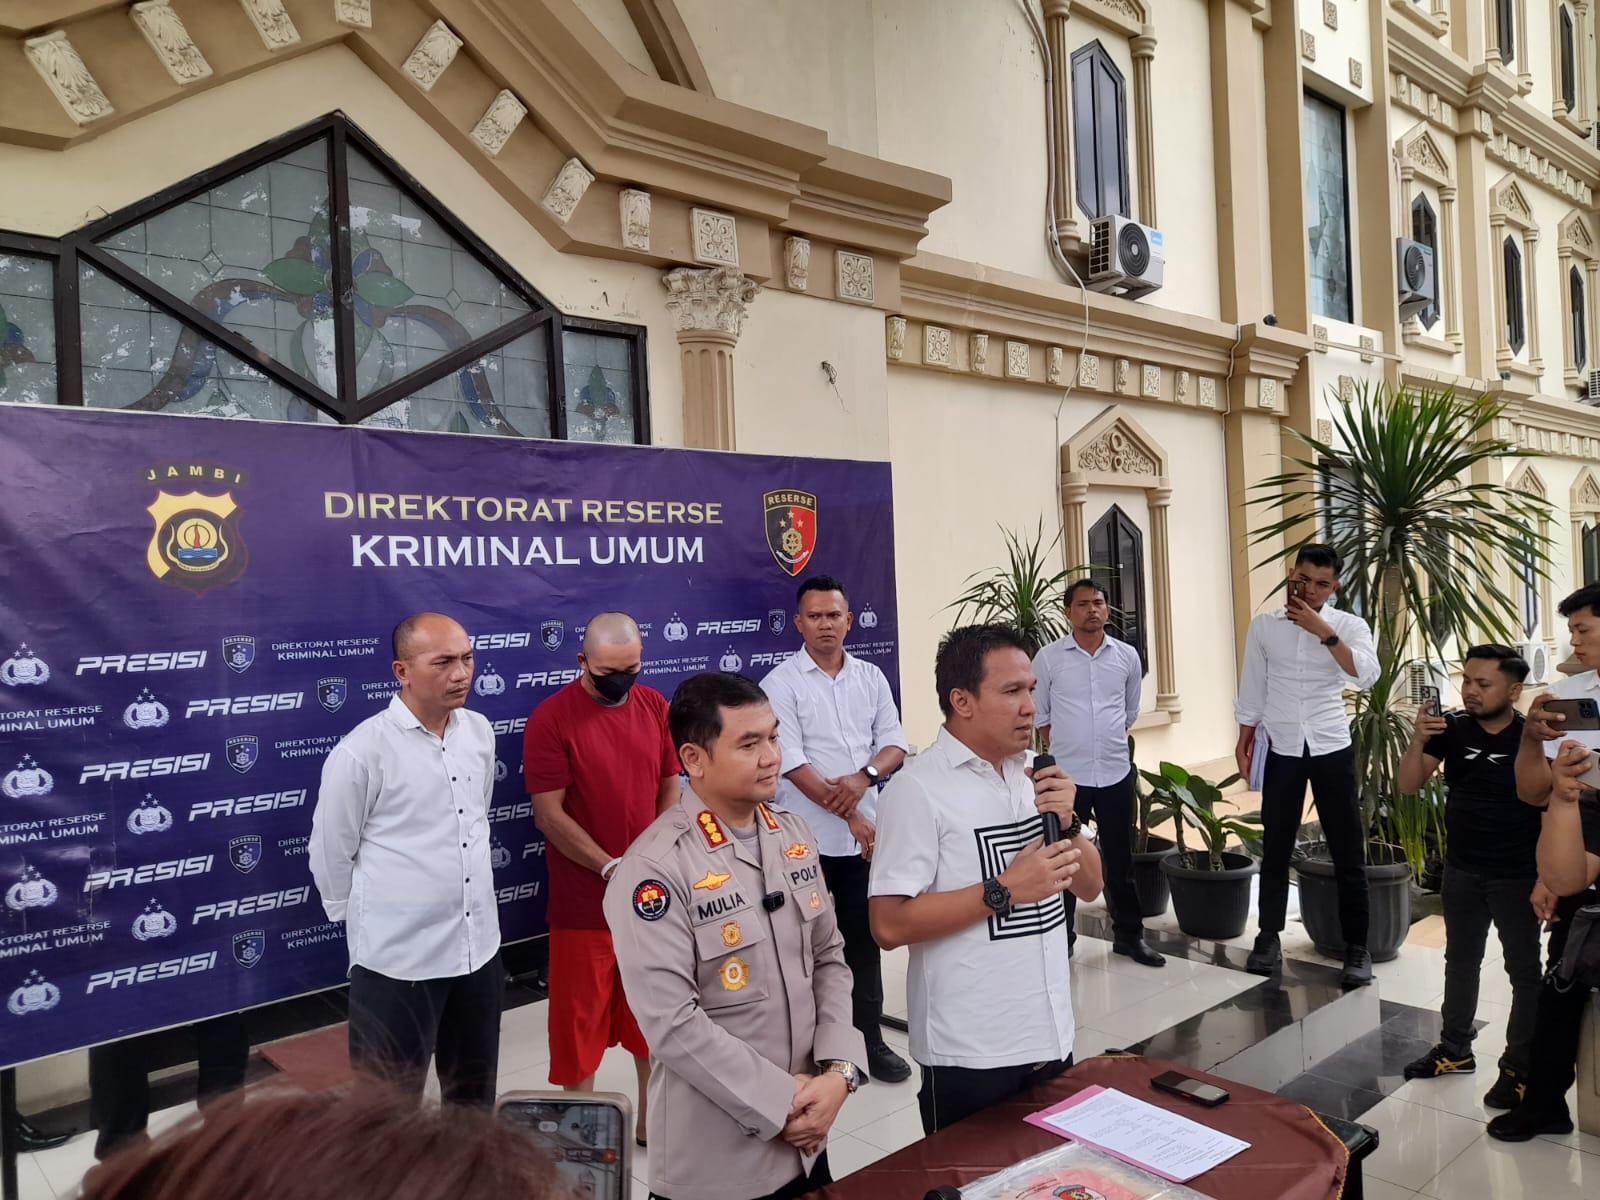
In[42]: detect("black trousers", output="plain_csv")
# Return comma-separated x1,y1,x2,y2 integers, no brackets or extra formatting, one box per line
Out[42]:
347,953,504,1108
89,1013,249,1159
820,851,884,1045
1259,746,1369,946
1520,971,1593,1113
1063,772,1141,943
649,1151,830,1200
1439,865,1543,1072
917,1056,1072,1135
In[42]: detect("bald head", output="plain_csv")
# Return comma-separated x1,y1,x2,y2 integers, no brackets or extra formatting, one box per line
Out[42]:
392,612,467,663
582,612,641,656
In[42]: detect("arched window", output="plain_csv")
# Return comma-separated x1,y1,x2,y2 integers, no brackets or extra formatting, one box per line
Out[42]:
1411,193,1439,330
1561,5,1577,112
1087,504,1148,673
1505,236,1526,354
1585,522,1600,585
1572,264,1587,372
0,114,648,442
1071,41,1130,221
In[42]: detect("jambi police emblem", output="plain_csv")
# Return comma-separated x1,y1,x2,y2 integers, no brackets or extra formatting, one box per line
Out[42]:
221,635,256,673
127,795,173,835
2,757,52,799
123,689,170,730
317,677,349,713
663,614,689,643
763,489,818,577
719,648,743,673
768,609,787,636
7,971,60,1016
5,867,57,912
229,835,263,874
132,900,177,941
0,644,49,687
225,735,259,774
474,666,506,697
232,929,266,969
143,470,250,594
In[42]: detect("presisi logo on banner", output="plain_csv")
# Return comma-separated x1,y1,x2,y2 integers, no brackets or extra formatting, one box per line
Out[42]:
764,489,818,577
142,462,249,594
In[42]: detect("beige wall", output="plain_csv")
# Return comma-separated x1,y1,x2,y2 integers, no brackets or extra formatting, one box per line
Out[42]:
571,0,662,79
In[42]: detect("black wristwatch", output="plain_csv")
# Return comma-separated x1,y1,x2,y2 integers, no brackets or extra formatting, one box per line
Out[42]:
981,876,1012,916
1321,633,1340,647
862,764,881,784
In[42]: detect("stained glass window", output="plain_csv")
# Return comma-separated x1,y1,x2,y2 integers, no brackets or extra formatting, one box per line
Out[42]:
0,254,55,406
1303,93,1352,323
561,329,637,444
367,329,550,438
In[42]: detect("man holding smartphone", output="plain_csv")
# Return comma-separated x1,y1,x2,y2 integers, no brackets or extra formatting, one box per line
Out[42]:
1395,646,1541,1107
1235,544,1380,988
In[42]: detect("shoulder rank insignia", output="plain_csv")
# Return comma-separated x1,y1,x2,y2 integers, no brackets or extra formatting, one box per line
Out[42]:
757,803,781,831
783,842,811,860
696,810,729,850
693,870,732,891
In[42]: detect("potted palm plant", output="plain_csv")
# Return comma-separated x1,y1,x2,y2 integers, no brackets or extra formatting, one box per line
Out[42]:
1145,762,1262,940
1249,383,1551,962
1130,737,1175,917
945,520,1072,658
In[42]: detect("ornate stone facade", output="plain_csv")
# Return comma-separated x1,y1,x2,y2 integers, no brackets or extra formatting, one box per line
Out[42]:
836,251,874,303
239,0,300,50
541,159,595,224
886,317,907,361
470,91,528,157
784,237,810,290
661,267,758,337
24,32,113,125
691,208,739,267
130,2,211,85
1077,426,1158,476
403,20,462,91
924,325,953,368
620,189,652,251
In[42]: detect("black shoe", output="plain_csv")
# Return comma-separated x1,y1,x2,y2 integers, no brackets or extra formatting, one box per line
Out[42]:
13,1115,71,1151
1483,1066,1528,1110
867,1041,912,1083
1245,933,1281,976
1340,944,1373,989
1112,937,1166,968
1402,1043,1475,1080
1487,1102,1573,1142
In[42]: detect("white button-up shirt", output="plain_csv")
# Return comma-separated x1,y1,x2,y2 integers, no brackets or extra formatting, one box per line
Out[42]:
1032,633,1143,786
310,695,501,981
1544,670,1600,761
869,727,1074,1069
763,648,909,858
1234,605,1381,755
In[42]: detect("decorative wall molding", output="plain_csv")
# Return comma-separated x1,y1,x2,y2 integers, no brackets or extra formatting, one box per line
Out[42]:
541,158,595,224
1198,377,1218,408
923,325,953,369
469,90,527,157
661,266,758,337
1141,363,1160,398
691,208,739,267
239,0,300,51
970,333,990,374
784,237,810,291
23,31,113,126
1078,353,1100,389
402,20,462,91
836,250,875,304
130,1,211,85
1048,346,1066,384
1302,30,1316,60
1007,341,1030,380
334,0,373,29
886,317,906,361
620,189,652,252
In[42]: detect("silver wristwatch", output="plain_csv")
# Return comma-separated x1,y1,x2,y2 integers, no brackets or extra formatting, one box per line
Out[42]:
819,1059,863,1093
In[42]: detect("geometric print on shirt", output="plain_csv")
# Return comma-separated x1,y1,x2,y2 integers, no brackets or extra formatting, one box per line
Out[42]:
974,813,1068,941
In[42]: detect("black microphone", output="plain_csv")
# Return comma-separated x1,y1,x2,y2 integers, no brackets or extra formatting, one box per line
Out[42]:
762,891,785,912
1033,752,1062,844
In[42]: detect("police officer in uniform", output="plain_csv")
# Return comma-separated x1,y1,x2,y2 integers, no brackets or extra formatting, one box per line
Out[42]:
605,672,867,1200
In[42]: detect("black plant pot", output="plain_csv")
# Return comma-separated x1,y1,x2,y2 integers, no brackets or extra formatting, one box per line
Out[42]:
1160,850,1259,940
1131,835,1176,918
1294,851,1412,963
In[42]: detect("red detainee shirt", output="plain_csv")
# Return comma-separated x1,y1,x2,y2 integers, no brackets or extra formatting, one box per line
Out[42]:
523,679,681,929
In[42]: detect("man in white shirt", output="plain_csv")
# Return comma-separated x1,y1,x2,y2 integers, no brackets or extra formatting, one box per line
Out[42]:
310,612,502,1106
869,624,1104,1134
1516,583,1600,798
763,576,910,1082
1234,544,1380,989
1034,579,1161,967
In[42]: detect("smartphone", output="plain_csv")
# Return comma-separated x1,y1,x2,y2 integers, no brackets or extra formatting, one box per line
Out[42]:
1547,698,1600,731
496,1092,632,1200
1419,685,1442,718
1151,1070,1230,1107
1287,579,1307,606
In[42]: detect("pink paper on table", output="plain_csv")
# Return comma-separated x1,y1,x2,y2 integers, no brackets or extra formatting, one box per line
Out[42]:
1024,1085,1247,1185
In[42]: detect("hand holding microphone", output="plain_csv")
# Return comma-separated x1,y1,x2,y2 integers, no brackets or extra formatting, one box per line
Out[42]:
1027,753,1077,843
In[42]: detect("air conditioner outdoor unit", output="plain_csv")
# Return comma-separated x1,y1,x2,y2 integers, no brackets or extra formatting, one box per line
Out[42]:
1584,369,1600,404
1087,215,1165,299
1516,639,1559,685
1396,238,1437,321
1404,659,1450,705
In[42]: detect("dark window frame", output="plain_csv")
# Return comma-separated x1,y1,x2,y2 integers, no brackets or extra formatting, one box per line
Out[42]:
1087,503,1149,674
1505,235,1526,355
1561,5,1577,112
1573,263,1588,373
1070,40,1131,221
0,113,650,441
1410,192,1440,330
1497,0,1517,65
1303,90,1354,324
1583,520,1600,585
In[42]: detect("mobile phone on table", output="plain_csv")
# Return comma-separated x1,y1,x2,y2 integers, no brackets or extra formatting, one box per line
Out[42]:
1151,1070,1230,1107
496,1092,632,1200
1547,698,1600,731
1419,685,1442,718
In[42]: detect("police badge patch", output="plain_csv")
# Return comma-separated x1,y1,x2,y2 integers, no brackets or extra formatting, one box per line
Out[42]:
763,489,818,577
229,835,263,874
145,485,249,595
768,609,787,636
225,735,259,774
232,929,266,969
316,677,348,713
632,879,671,921
541,621,565,651
221,635,257,674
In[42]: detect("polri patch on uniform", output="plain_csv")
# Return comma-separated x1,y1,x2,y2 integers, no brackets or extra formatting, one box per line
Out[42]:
632,879,672,921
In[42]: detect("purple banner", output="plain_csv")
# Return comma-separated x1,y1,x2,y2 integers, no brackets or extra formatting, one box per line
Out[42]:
0,405,898,1067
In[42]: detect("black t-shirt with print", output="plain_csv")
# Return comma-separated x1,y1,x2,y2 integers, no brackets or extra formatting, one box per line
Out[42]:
1424,711,1539,878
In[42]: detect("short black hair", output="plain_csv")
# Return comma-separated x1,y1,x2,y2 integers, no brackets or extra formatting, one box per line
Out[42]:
1064,578,1105,606
934,624,1030,718
1462,643,1530,682
1294,543,1343,575
797,575,849,606
1559,583,1600,622
668,672,770,752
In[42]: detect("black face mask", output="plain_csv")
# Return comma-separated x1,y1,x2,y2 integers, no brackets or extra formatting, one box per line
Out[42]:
589,670,639,704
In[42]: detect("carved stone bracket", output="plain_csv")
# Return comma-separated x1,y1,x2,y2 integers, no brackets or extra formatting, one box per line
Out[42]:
239,0,300,51
24,31,114,126
131,1,212,85
403,20,462,91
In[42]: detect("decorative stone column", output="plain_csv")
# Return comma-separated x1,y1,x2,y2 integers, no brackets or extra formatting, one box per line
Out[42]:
661,266,758,450
1149,483,1181,717
1439,185,1461,343
1526,228,1543,368
1587,258,1599,372
1060,476,1089,569
1131,31,1159,229
1043,0,1079,251
1491,213,1510,366
1561,243,1578,382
